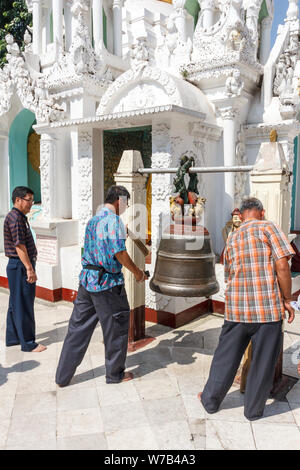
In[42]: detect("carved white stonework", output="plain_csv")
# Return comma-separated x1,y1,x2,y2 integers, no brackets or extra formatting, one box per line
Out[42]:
182,0,264,94
192,0,255,63
218,106,240,120
97,66,182,115
225,70,244,97
130,37,150,69
273,29,300,119
148,121,173,310
234,127,247,207
44,0,113,92
189,121,223,142
152,152,172,169
40,135,55,219
154,5,192,74
78,130,93,245
244,0,263,45
0,34,64,123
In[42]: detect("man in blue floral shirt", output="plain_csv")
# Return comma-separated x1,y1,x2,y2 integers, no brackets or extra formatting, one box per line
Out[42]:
56,186,147,386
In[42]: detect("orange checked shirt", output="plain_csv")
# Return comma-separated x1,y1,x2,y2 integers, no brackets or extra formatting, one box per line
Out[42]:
224,219,295,323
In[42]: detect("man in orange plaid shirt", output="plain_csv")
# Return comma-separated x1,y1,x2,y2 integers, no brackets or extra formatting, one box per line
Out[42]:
198,197,295,421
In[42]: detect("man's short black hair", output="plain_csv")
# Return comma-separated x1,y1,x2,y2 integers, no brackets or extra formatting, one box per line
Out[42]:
240,197,264,214
12,186,34,204
105,185,130,204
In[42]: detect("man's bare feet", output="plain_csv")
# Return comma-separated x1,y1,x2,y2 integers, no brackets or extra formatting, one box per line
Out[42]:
31,344,47,352
121,371,134,382
197,392,202,401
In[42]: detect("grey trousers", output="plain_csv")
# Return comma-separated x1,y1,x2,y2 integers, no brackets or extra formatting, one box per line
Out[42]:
201,320,283,420
56,283,130,385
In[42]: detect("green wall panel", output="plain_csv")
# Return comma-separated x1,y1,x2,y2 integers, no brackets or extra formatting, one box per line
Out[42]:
9,109,39,204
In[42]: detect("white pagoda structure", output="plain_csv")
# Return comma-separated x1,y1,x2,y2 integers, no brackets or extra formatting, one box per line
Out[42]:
0,0,300,326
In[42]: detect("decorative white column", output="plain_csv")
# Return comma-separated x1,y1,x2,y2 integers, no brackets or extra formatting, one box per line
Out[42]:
64,1,73,50
259,17,273,65
76,131,94,246
151,122,173,259
52,0,63,49
32,0,42,55
40,134,56,219
173,0,187,41
113,0,123,57
92,0,103,52
200,0,216,29
146,121,173,316
250,141,292,236
219,107,239,217
287,0,299,21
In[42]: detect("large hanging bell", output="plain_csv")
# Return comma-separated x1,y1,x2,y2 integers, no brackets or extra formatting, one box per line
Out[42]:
150,220,219,298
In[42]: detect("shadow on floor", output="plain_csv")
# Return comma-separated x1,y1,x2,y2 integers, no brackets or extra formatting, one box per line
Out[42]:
0,360,39,386
74,327,222,384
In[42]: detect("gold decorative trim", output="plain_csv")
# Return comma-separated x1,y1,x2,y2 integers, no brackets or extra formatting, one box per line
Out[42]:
27,131,41,174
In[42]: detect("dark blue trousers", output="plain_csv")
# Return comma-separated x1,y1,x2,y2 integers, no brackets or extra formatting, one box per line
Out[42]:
56,284,130,386
6,258,38,352
201,320,283,420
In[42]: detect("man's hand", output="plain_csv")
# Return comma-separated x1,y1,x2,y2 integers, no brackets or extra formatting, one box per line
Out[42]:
284,300,295,324
115,250,149,283
26,267,37,284
134,268,149,283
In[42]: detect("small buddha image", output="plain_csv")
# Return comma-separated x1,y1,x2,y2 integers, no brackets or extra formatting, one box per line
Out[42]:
222,208,242,244
220,208,242,264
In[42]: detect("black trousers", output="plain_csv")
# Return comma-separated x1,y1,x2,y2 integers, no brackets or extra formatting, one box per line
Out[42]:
56,283,130,385
6,258,38,352
201,320,283,420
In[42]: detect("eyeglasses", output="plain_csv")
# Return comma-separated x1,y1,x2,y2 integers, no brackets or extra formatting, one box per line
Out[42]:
20,197,35,204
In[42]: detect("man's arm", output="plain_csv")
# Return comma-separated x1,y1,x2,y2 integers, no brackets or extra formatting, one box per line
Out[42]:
115,250,147,282
15,244,37,283
275,256,295,324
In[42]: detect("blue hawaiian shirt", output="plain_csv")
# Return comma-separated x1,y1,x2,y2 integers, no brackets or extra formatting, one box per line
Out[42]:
79,207,127,292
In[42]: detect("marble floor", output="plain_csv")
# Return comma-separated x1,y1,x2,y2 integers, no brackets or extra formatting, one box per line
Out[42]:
0,288,300,450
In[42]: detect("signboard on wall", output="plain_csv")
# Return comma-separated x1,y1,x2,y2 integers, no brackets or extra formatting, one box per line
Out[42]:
36,235,58,265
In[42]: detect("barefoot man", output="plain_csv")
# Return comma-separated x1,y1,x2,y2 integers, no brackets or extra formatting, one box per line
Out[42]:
198,197,295,421
4,186,46,353
56,185,147,387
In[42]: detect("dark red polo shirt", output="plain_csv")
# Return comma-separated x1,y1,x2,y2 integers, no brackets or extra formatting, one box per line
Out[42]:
3,207,37,260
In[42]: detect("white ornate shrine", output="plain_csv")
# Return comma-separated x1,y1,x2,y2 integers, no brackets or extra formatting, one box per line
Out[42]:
1,0,300,325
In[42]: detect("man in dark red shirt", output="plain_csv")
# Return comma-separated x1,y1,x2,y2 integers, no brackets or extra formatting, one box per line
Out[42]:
4,186,46,353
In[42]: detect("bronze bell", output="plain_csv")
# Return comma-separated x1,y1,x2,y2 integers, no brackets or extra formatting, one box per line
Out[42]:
150,219,219,298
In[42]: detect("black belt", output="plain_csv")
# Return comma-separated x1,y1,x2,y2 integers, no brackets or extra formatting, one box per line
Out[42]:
9,256,37,262
83,264,121,285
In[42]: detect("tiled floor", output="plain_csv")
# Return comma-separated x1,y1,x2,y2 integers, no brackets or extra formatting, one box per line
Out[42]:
0,289,299,450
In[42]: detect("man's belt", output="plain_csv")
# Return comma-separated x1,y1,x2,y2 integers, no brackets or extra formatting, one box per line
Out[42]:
83,264,121,285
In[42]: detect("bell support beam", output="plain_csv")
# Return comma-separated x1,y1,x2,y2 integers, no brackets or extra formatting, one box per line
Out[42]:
137,166,254,174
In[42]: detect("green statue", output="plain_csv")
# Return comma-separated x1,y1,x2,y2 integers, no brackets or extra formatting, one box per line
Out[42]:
187,157,199,195
173,155,198,204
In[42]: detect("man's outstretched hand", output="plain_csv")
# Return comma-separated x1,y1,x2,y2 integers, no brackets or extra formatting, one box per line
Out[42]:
284,300,295,324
